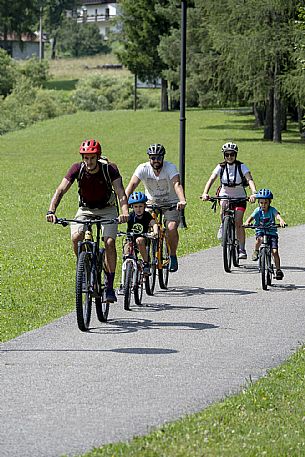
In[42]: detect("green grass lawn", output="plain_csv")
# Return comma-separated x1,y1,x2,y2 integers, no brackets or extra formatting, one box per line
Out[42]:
1,108,304,456
1,109,305,343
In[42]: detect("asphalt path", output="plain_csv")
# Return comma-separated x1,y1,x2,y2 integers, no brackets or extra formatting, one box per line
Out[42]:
1,225,304,457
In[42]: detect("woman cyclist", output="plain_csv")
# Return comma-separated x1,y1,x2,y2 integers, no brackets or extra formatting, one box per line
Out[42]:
201,142,257,259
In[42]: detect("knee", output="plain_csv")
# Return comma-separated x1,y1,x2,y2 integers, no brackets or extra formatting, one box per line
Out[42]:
136,237,145,247
105,237,115,251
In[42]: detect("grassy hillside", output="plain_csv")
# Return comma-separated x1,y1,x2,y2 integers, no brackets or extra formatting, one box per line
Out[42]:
1,109,305,342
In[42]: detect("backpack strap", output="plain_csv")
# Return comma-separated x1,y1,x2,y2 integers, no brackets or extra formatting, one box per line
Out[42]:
219,160,246,187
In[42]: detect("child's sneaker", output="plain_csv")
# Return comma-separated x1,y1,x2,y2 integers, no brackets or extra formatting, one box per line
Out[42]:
251,250,259,261
217,224,223,240
238,249,247,259
143,262,151,275
275,269,284,280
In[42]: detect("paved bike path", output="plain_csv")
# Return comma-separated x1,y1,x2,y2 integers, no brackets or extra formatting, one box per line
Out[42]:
1,225,304,457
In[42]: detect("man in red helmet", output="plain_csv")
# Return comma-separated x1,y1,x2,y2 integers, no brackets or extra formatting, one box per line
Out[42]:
46,139,129,302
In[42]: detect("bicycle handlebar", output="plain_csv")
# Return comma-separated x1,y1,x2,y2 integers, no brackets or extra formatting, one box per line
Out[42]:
200,196,249,202
117,231,156,239
243,223,287,229
146,203,178,211
56,217,119,227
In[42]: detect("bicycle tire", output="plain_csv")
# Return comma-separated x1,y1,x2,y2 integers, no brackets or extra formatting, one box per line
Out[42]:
76,251,92,331
158,236,170,289
124,261,133,310
134,264,144,306
223,216,233,273
267,250,273,286
260,247,268,290
145,239,157,295
95,249,109,322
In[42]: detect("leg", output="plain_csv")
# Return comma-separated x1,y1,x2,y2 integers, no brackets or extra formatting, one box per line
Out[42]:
136,237,148,262
235,210,245,248
166,221,179,256
72,232,84,257
104,236,117,302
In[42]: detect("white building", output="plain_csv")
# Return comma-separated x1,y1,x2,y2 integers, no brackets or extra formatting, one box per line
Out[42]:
75,1,119,38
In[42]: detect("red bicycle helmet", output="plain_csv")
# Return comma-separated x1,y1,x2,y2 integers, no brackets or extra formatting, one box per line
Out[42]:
79,139,101,155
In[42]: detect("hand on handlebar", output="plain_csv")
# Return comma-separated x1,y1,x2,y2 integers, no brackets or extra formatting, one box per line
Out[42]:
177,200,187,210
46,212,57,224
200,193,209,201
118,214,129,224
249,194,256,203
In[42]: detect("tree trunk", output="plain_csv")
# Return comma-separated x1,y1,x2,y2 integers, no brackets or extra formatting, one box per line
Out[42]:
273,58,281,143
297,105,305,139
51,34,57,60
263,88,274,140
253,103,265,127
134,73,137,111
161,78,168,112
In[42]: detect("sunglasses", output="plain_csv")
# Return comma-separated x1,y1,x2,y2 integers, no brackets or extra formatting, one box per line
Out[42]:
149,155,163,161
224,152,236,158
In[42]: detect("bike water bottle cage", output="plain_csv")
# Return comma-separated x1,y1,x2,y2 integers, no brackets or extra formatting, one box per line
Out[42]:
128,191,148,204
147,143,166,156
256,188,273,199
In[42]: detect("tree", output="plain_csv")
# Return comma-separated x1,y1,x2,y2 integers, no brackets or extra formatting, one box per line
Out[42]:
0,49,17,96
115,0,171,111
42,0,79,59
0,0,39,50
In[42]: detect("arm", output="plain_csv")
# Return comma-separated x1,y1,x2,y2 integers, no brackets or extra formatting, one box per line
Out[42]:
171,175,187,210
125,175,141,200
244,215,254,225
201,173,218,200
275,213,286,227
149,219,159,237
46,177,72,223
244,172,257,203
112,177,129,222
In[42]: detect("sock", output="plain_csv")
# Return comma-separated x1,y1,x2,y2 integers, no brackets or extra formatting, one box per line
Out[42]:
106,272,115,289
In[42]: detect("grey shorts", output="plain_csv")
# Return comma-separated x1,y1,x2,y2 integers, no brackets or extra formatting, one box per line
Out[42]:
70,206,118,240
163,207,180,225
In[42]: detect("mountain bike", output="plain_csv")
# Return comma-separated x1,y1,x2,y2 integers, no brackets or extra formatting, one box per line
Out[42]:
117,231,154,310
209,196,248,273
56,217,117,331
145,204,176,293
243,223,285,290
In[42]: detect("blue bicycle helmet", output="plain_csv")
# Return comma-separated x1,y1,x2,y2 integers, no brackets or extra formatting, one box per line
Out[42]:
256,188,273,199
128,191,148,204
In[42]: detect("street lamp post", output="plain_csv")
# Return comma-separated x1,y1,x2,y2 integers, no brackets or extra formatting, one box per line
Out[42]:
179,0,187,228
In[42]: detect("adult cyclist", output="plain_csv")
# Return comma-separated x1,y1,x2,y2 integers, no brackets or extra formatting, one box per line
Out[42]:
125,143,187,272
201,142,257,259
46,139,129,302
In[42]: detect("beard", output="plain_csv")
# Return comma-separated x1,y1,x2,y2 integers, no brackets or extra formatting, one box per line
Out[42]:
152,161,163,170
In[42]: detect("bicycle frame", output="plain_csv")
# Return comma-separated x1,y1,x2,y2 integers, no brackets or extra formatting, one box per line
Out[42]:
147,205,172,270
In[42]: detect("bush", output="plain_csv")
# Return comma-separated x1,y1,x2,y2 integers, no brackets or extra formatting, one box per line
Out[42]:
72,75,134,111
0,48,17,96
18,57,50,87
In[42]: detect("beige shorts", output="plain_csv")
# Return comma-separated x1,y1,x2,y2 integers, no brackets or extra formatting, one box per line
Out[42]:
70,206,118,240
163,207,180,225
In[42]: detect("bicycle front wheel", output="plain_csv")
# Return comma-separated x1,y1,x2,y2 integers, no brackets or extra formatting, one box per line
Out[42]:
260,247,268,290
158,236,170,289
95,249,109,322
76,251,93,331
124,261,133,310
134,264,144,306
145,239,157,295
223,216,233,273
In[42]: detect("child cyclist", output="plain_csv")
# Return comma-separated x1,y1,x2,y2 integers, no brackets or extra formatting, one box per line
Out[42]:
201,142,257,259
126,191,158,275
244,188,286,280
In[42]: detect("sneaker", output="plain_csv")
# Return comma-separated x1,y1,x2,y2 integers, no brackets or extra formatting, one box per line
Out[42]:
143,262,151,276
251,250,259,261
217,224,223,240
106,288,117,303
169,255,178,272
238,249,247,260
275,269,284,280
117,284,124,296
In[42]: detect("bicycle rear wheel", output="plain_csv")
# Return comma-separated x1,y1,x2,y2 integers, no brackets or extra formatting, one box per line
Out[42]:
134,264,144,306
260,247,268,290
124,261,133,310
95,249,109,322
76,251,92,331
223,216,233,273
158,236,170,289
145,239,157,295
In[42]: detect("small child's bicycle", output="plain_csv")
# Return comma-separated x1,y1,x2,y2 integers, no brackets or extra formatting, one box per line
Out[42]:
56,217,117,330
117,231,154,310
243,223,286,290
145,204,176,294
